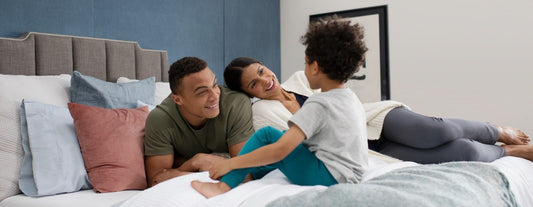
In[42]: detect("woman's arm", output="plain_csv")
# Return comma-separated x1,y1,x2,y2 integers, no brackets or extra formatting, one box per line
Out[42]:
208,125,306,179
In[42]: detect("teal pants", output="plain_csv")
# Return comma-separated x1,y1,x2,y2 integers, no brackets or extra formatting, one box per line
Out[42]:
220,126,337,188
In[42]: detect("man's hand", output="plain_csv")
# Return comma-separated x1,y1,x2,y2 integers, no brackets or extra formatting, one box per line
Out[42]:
146,153,229,187
151,168,191,185
177,153,228,172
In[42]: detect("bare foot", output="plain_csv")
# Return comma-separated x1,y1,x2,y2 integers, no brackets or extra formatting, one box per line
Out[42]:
496,126,530,145
502,145,533,162
191,180,231,198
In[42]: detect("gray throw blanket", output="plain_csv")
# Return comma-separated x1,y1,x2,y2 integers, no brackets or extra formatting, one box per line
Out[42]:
267,162,518,207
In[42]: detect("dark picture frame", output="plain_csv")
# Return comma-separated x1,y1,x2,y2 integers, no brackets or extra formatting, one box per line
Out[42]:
310,5,390,101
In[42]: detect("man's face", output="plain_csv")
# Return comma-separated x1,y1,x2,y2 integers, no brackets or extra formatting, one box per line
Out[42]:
172,67,221,127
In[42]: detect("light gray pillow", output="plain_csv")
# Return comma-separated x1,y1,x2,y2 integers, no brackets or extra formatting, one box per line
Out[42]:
19,100,92,197
70,71,155,109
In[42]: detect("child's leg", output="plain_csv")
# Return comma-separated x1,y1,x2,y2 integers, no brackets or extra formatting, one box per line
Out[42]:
382,107,499,149
220,126,337,188
220,126,284,188
275,141,337,186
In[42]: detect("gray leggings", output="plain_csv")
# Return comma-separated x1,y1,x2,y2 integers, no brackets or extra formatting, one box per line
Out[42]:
371,107,506,164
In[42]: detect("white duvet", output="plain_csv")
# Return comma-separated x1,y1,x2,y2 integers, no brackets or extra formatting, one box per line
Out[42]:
115,156,533,207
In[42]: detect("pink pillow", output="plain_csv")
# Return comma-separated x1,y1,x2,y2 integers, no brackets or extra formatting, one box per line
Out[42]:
68,103,149,193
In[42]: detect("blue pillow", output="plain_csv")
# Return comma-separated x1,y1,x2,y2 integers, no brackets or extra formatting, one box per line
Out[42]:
19,100,92,197
70,71,155,109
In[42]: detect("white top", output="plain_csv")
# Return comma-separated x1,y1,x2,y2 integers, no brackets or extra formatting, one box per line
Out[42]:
290,88,368,183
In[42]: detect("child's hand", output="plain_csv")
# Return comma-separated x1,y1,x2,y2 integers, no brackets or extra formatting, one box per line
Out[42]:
208,159,233,180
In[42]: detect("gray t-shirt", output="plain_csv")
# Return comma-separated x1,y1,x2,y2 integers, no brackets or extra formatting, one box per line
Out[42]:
289,88,368,183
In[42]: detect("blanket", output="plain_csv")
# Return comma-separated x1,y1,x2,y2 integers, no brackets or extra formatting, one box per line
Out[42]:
267,162,518,207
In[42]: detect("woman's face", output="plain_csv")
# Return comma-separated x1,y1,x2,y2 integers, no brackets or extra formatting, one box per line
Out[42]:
240,63,281,99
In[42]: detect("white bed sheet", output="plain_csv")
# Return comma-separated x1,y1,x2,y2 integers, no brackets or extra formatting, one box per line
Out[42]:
0,190,139,207
492,156,533,207
2,156,531,207
116,155,533,207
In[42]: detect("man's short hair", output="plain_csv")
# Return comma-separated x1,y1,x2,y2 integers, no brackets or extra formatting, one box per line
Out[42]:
168,57,208,94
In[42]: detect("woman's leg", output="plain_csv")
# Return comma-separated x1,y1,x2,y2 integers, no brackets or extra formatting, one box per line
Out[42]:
382,107,499,149
378,138,506,164
221,126,337,188
501,144,533,162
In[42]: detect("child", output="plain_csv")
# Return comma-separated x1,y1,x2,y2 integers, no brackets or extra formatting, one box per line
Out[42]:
191,16,369,198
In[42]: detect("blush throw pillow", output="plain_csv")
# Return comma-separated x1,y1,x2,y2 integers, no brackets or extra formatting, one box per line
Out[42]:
68,103,149,193
19,100,91,197
71,71,155,109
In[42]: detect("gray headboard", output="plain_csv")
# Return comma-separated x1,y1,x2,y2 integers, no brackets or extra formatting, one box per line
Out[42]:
0,32,169,82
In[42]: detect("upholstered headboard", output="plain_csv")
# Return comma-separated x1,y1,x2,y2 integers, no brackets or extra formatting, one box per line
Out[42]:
0,32,169,82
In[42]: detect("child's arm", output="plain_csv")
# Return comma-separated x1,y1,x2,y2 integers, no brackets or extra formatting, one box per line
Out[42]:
208,125,306,179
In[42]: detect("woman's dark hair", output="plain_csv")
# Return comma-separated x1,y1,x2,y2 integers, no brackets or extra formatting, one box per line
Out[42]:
168,57,207,94
224,57,262,94
301,16,368,83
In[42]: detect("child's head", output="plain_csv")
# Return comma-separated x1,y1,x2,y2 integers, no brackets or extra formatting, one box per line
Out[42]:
301,16,368,83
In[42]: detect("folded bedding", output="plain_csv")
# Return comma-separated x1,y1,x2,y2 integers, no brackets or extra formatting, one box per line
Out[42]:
269,162,517,207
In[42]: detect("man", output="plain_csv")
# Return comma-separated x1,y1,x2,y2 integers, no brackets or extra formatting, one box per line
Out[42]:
144,57,254,187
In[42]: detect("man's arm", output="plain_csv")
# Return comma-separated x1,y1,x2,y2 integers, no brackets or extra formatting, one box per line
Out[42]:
145,128,247,187
146,153,230,187
145,154,189,187
225,89,255,155
229,141,246,157
208,125,305,180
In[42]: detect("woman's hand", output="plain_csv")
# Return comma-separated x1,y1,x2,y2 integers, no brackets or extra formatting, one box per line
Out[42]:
209,159,233,180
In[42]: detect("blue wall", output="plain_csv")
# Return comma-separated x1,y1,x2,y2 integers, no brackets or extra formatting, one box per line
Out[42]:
0,0,280,84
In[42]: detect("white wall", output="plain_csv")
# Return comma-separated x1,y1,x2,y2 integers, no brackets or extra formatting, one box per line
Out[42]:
281,0,533,135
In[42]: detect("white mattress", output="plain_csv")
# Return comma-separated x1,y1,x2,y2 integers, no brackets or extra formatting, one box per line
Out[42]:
2,156,532,207
0,190,139,207
492,156,533,207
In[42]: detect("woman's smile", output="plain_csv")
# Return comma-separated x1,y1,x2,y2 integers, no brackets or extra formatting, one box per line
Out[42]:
265,79,276,91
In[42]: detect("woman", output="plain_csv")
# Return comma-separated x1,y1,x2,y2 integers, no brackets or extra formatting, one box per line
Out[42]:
224,56,532,164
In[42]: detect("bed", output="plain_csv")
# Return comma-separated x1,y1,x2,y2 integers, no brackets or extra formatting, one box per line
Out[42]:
1,32,532,207
0,32,167,206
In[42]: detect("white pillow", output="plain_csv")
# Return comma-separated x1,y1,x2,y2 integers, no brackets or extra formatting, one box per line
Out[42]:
281,70,321,97
116,77,171,105
0,74,71,107
0,99,23,201
0,74,71,201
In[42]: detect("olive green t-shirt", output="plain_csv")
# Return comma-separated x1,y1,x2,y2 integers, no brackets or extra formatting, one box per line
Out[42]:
144,86,254,158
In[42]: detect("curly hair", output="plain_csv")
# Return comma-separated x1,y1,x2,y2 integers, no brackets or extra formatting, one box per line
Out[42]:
301,16,368,83
224,57,262,94
168,57,207,94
